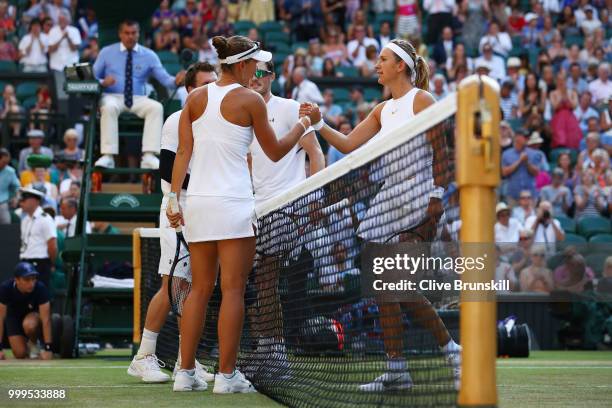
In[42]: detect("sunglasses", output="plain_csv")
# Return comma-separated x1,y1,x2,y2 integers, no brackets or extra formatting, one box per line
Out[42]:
254,69,273,78
532,253,545,258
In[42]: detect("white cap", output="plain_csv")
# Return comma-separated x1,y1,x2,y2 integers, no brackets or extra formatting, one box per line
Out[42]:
19,187,45,199
525,13,538,23
475,60,491,71
527,131,544,145
219,43,272,65
496,202,509,214
507,57,521,68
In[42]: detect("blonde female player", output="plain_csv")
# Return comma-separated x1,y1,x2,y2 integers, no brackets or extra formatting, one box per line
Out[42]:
167,35,318,393
300,39,462,392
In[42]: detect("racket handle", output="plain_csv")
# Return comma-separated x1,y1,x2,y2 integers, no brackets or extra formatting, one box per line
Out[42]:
167,192,182,233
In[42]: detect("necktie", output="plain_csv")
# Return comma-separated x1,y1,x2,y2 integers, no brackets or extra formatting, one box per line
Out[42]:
124,49,133,108
65,221,70,237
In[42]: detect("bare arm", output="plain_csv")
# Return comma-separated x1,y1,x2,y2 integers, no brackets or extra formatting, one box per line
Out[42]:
170,99,195,198
47,238,57,266
299,131,325,175
39,302,52,344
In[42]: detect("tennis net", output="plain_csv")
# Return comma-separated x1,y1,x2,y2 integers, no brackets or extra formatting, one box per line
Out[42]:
138,93,460,407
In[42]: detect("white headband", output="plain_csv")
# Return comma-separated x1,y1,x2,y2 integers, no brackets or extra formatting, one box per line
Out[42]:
385,42,417,83
219,44,259,65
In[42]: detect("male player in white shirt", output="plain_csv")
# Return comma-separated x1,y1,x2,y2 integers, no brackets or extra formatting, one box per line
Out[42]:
247,59,325,375
128,62,218,384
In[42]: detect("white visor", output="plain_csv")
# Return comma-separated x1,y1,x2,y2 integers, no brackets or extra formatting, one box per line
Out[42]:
219,43,272,65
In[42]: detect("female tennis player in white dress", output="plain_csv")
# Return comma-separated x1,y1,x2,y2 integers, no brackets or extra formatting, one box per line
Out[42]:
167,35,317,393
300,39,462,392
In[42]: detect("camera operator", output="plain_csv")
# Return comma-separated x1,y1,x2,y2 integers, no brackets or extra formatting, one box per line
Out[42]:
525,200,565,255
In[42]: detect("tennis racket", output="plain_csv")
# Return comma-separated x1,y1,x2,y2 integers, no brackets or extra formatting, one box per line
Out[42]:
166,192,191,316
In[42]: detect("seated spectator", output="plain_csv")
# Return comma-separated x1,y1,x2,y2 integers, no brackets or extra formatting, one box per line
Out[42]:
56,198,90,237
321,57,339,77
48,10,81,73
507,6,526,36
495,247,519,292
319,11,345,45
0,27,16,61
207,6,234,38
540,168,573,217
77,7,98,41
30,85,52,131
580,5,602,37
499,121,514,152
60,180,81,201
502,129,540,203
346,9,374,41
319,242,360,293
0,84,23,137
320,89,342,129
93,20,185,169
196,34,218,65
446,43,473,82
474,43,505,82
199,0,217,26
246,27,259,43
154,18,180,53
553,248,594,294
597,256,612,294
47,0,68,25
287,0,322,42
588,63,612,105
26,167,58,205
575,169,607,217
432,26,454,67
177,0,201,41
41,17,53,36
567,63,588,95
0,262,53,360
495,202,521,245
511,189,535,225
291,67,323,104
500,80,518,120
151,0,175,33
600,98,612,151
0,0,15,33
327,121,352,165
519,72,546,118
61,128,84,162
395,0,421,41
537,13,558,49
561,44,585,73
322,29,348,66
431,74,448,100
18,18,48,73
574,91,599,133
376,20,392,49
521,13,540,47
577,132,602,172
359,44,378,78
80,37,99,63
347,24,378,68
508,228,533,274
547,33,567,69
590,148,610,185
519,246,554,293
18,130,53,174
550,71,581,149
525,200,565,254
479,21,512,58
0,148,20,225
307,39,324,77
557,5,580,37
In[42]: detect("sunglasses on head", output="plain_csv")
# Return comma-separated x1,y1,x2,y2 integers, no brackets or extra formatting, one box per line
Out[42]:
254,69,273,78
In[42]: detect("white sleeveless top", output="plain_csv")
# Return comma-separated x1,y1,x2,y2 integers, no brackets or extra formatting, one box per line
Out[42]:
357,87,440,243
187,83,254,199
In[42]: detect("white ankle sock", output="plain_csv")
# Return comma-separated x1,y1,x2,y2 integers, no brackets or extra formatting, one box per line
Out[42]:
387,357,407,371
441,339,460,353
222,370,236,379
137,329,158,357
180,368,195,376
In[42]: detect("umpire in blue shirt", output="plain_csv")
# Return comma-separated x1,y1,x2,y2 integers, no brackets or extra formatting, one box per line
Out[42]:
93,19,185,170
0,262,52,360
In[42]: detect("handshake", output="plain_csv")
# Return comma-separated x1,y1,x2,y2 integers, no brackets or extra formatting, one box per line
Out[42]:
299,102,322,124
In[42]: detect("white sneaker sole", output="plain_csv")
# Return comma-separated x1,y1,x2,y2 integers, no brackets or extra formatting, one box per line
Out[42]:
173,383,207,392
212,387,256,394
127,366,170,383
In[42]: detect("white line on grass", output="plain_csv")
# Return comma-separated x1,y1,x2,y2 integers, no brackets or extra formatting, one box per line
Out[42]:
498,366,612,369
0,365,127,369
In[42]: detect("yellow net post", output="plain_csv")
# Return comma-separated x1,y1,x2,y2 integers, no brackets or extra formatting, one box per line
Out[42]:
132,229,142,347
456,75,500,406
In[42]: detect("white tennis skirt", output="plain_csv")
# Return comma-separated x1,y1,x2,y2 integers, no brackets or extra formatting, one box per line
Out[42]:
184,195,256,242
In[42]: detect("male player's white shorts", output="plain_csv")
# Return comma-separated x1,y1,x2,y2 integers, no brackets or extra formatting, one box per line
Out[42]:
158,193,190,280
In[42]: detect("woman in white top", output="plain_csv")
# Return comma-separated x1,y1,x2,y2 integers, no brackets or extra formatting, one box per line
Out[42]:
168,35,317,393
300,38,461,392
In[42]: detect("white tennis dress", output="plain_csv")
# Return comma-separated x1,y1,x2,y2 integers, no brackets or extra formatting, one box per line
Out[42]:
185,82,255,242
357,87,443,243
158,110,190,278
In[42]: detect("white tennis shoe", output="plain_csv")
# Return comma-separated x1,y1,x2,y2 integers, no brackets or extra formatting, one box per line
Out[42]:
359,371,413,392
173,369,208,392
446,346,462,390
213,370,256,394
140,153,159,169
172,360,215,382
127,354,170,383
94,154,115,168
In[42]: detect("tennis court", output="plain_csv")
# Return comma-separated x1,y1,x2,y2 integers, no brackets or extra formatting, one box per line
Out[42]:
1,350,610,407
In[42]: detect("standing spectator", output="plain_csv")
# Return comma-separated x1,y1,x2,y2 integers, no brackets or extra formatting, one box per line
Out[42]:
519,247,554,293
540,168,573,217
588,63,612,105
18,130,53,173
240,0,275,25
395,0,421,40
502,129,540,202
346,9,374,40
347,24,378,68
376,20,392,49
18,19,48,72
322,0,346,31
550,71,581,149
198,0,217,26
0,84,22,137
92,20,185,169
151,0,175,33
460,0,489,51
537,13,558,49
566,63,588,95
177,0,201,41
46,0,68,25
288,0,323,42
77,8,98,42
18,187,57,288
423,0,456,44
0,28,16,61
519,72,546,118
574,169,607,218
479,21,511,57
41,17,53,36
574,91,600,133
0,148,19,225
500,80,518,120
511,190,535,225
507,6,526,35
495,202,521,244
48,10,81,73
557,5,580,37
432,26,454,67
525,200,565,254
580,6,602,37
0,0,15,33
60,128,83,162
154,18,180,53
290,67,323,104
320,88,342,128
207,6,234,38
26,167,58,206
446,43,473,81
474,43,505,82
521,13,540,47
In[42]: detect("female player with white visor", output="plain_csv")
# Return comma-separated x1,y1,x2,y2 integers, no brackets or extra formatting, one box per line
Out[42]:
167,36,318,393
299,39,462,392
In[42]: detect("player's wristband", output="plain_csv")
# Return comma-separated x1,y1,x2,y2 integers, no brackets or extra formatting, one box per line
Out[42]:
298,117,311,133
44,343,52,352
312,119,325,131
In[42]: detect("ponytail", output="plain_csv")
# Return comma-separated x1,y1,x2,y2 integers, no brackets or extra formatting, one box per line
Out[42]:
414,55,429,91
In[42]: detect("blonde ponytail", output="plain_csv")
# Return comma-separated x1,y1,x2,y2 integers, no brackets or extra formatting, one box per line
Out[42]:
414,55,429,91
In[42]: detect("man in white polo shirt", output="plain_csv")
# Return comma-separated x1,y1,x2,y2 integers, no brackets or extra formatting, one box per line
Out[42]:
494,202,521,253
48,10,81,72
18,19,49,73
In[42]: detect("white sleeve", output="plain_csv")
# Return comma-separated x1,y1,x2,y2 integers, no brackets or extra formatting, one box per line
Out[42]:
43,217,57,241
70,27,82,46
18,35,30,53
